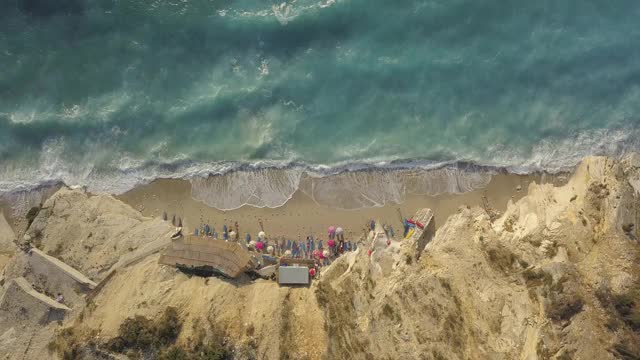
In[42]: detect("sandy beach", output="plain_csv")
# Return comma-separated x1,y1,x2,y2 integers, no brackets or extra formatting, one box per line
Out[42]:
117,172,565,241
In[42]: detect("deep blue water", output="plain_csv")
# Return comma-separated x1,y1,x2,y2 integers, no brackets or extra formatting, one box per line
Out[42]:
2,0,640,195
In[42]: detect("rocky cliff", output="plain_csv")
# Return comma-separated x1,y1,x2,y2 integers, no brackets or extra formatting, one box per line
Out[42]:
0,155,638,360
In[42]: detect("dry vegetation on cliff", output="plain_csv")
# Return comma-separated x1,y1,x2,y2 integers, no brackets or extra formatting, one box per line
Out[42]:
1,155,639,359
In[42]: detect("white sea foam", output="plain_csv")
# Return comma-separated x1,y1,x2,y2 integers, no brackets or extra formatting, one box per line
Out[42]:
0,127,639,211
191,168,303,210
298,166,492,210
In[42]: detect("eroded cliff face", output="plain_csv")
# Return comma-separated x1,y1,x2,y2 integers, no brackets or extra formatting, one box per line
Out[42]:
1,156,638,360
318,155,639,360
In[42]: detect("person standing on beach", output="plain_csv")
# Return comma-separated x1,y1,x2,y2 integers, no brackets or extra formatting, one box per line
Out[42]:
327,238,335,256
306,237,311,259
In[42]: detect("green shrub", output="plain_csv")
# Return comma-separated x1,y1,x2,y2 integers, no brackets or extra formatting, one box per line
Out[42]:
47,327,82,360
611,342,640,360
547,296,584,322
47,327,99,360
156,307,182,346
158,345,189,360
192,342,232,360
107,306,183,356
105,307,234,359
613,293,640,331
118,315,156,350
522,268,553,288
596,282,640,334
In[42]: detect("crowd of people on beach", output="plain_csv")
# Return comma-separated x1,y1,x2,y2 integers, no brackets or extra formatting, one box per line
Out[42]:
164,209,415,278
189,220,358,265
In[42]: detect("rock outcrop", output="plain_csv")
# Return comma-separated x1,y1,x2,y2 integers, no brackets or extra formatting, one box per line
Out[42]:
21,188,174,281
0,155,638,360
316,155,639,360
0,188,174,359
0,212,15,254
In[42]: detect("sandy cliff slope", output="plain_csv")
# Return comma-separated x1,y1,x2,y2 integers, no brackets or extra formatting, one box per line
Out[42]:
0,190,173,359
22,188,174,281
0,155,638,360
316,155,639,360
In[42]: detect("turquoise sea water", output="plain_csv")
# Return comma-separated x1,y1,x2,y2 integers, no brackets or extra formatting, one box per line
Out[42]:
2,0,640,203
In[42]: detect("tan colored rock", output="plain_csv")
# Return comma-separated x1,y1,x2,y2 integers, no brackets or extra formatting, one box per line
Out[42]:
0,212,15,253
23,188,174,281
3,155,640,360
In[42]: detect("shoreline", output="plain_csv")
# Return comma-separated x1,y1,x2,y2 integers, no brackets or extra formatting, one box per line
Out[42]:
117,171,567,241
0,167,568,241
0,158,576,206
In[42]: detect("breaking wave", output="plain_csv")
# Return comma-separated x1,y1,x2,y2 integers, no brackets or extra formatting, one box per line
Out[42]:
0,126,639,211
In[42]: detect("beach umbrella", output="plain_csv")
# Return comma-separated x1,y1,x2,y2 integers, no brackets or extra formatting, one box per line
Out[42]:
327,239,335,247
256,241,264,250
328,226,335,232
267,245,274,254
322,250,330,258
336,227,344,235
258,231,266,240
309,268,316,277
284,250,292,258
229,231,237,240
